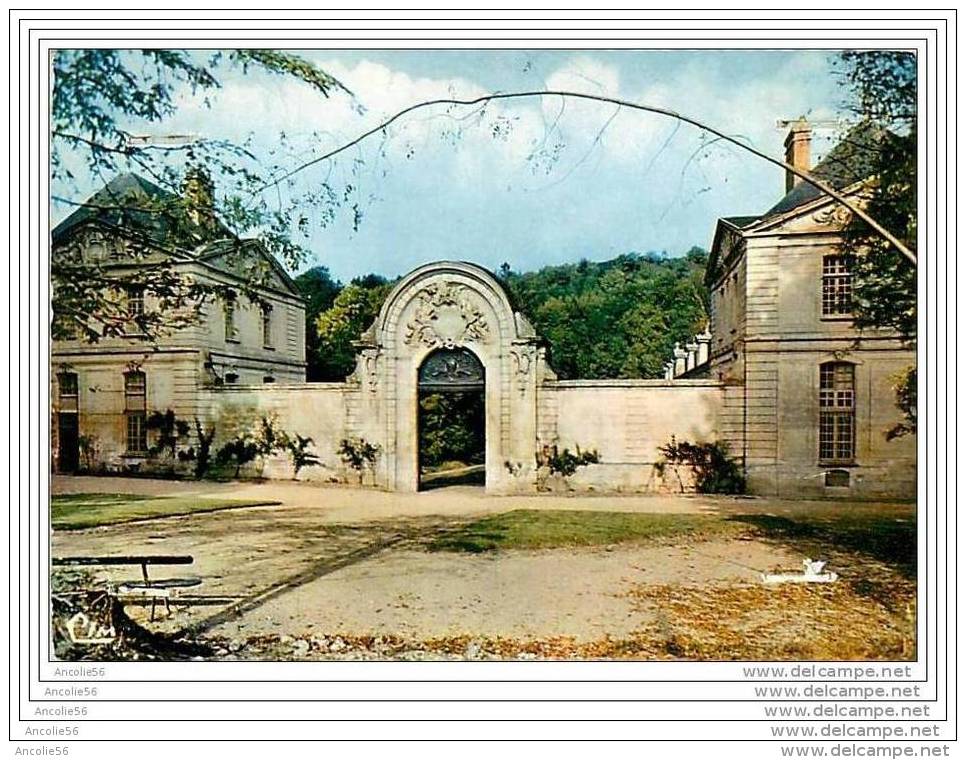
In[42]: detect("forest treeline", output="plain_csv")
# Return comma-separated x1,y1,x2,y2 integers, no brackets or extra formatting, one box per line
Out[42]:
295,247,710,382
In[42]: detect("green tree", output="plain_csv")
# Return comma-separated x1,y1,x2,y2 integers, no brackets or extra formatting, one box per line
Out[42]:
418,392,485,469
503,250,708,379
51,49,352,342
314,276,393,380
836,50,917,435
835,50,917,340
294,266,343,381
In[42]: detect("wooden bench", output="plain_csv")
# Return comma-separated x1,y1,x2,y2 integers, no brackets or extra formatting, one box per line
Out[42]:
51,555,201,620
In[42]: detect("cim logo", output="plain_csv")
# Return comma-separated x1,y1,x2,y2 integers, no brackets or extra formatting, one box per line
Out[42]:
65,612,116,645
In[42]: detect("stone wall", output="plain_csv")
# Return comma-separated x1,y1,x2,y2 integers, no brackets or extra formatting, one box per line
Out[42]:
198,383,350,483
543,379,723,492
51,351,204,473
194,377,726,493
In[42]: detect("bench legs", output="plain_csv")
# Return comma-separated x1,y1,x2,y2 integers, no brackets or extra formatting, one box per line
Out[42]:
148,596,172,622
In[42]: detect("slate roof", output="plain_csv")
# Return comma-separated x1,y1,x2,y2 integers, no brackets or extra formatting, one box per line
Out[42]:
51,172,231,247
52,173,300,297
760,126,884,219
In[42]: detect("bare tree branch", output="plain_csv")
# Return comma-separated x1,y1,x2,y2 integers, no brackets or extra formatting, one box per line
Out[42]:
258,89,917,266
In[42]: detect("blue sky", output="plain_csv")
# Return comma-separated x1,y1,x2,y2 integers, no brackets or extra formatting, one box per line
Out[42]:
53,49,850,282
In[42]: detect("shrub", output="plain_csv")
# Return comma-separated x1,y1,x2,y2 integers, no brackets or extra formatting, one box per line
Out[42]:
146,410,191,460
539,444,600,477
286,434,320,479
658,437,746,494
187,419,216,479
536,443,600,478
215,435,261,478
338,437,380,483
213,415,295,480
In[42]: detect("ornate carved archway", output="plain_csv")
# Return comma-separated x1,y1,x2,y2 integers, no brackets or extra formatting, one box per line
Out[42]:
347,261,554,493
418,347,485,391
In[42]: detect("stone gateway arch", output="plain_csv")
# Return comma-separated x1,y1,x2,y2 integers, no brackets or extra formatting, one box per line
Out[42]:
348,261,550,493
200,260,727,495
56,119,920,500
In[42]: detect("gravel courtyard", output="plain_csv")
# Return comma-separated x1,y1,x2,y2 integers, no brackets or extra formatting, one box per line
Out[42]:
51,476,916,660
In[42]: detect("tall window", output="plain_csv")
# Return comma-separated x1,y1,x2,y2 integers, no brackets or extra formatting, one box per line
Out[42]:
262,305,273,348
822,255,852,316
57,372,78,412
819,362,855,463
124,370,147,453
224,299,238,342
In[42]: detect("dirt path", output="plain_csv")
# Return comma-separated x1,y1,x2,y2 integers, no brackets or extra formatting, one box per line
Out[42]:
52,504,472,634
51,475,912,524
51,476,914,653
209,538,799,642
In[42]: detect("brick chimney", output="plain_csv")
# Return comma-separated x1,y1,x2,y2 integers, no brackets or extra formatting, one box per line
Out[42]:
783,118,812,193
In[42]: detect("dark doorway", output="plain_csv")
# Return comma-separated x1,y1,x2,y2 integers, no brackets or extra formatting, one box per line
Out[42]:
417,348,485,490
57,413,79,473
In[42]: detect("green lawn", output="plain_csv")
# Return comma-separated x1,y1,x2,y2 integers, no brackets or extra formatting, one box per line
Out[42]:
51,492,281,530
428,507,917,580
430,509,744,553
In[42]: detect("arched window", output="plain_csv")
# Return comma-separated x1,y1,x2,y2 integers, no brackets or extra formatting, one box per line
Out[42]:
819,362,855,464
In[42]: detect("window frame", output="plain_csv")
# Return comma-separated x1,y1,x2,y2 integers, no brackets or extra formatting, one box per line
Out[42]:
224,299,239,343
261,304,274,349
57,372,79,413
126,285,145,319
123,370,148,454
125,411,148,455
821,254,853,319
818,361,856,465
58,372,78,399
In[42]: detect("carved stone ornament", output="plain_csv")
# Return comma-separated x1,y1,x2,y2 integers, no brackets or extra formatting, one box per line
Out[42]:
404,281,489,349
364,352,380,394
812,205,853,227
510,347,533,396
418,347,485,389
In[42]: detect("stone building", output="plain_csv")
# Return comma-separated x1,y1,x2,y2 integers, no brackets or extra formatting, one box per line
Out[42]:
672,120,917,498
50,121,916,499
50,173,306,473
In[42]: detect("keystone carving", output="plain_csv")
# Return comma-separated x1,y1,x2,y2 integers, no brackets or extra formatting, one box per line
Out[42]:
404,281,489,348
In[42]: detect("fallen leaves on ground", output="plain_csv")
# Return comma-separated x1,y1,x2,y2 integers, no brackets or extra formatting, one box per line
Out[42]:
200,573,914,663
623,578,915,661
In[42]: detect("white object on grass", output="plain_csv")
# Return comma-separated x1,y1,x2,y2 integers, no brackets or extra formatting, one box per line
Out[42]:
761,558,839,584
